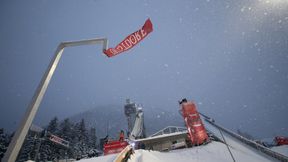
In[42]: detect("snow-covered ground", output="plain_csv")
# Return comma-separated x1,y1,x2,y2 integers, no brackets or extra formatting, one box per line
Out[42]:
203,120,279,161
129,141,275,162
271,145,288,157
77,153,116,162
78,119,284,162
78,141,277,162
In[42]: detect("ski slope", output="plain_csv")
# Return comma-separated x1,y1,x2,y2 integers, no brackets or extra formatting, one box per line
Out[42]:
78,117,284,162
77,153,117,162
78,141,277,162
128,141,273,162
202,120,279,161
129,108,145,140
271,145,288,157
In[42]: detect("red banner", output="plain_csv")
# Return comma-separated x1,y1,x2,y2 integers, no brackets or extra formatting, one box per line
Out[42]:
49,134,69,147
103,18,153,57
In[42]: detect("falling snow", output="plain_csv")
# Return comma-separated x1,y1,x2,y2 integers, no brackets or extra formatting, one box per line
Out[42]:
0,0,288,144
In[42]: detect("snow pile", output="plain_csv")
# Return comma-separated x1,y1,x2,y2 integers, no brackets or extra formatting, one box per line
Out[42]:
129,142,235,162
271,145,288,157
128,141,275,162
78,141,276,162
77,153,116,162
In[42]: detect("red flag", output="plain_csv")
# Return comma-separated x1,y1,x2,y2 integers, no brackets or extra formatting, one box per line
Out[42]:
103,18,153,57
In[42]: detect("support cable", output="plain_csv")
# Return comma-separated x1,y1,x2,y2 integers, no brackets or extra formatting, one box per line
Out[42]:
219,128,236,162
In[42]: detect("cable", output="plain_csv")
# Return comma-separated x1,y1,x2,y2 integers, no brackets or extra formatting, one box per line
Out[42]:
219,128,236,162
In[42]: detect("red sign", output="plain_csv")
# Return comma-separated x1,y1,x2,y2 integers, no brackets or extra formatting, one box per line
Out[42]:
49,134,69,148
103,18,153,57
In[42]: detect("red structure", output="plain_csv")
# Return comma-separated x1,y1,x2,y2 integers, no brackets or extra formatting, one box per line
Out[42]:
274,136,288,146
104,141,129,155
119,130,125,142
179,99,209,145
103,130,129,155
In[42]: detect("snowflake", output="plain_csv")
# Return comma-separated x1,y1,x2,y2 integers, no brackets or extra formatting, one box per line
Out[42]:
179,17,183,24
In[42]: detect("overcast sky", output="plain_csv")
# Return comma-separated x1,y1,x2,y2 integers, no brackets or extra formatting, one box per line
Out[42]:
0,0,288,138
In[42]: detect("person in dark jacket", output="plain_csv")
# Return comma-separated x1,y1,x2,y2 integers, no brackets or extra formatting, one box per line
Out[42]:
119,130,125,141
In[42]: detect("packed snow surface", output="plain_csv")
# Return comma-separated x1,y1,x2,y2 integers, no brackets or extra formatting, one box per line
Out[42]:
77,153,116,162
128,141,273,162
271,145,288,157
78,141,276,162
78,120,282,162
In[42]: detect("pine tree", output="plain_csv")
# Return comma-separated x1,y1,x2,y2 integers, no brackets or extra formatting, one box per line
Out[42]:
88,127,97,148
16,131,36,162
14,117,101,161
73,119,89,158
87,127,98,158
59,118,73,141
0,128,8,161
47,117,59,135
79,119,88,142
37,116,60,161
58,118,73,159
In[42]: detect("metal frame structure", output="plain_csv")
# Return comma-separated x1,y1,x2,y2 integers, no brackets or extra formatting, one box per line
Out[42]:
150,126,187,137
3,38,108,162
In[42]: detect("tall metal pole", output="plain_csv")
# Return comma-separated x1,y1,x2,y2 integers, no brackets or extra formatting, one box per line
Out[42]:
3,38,108,162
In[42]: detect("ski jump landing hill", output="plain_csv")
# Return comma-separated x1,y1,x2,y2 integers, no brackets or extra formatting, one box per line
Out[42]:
201,114,288,162
79,113,288,162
